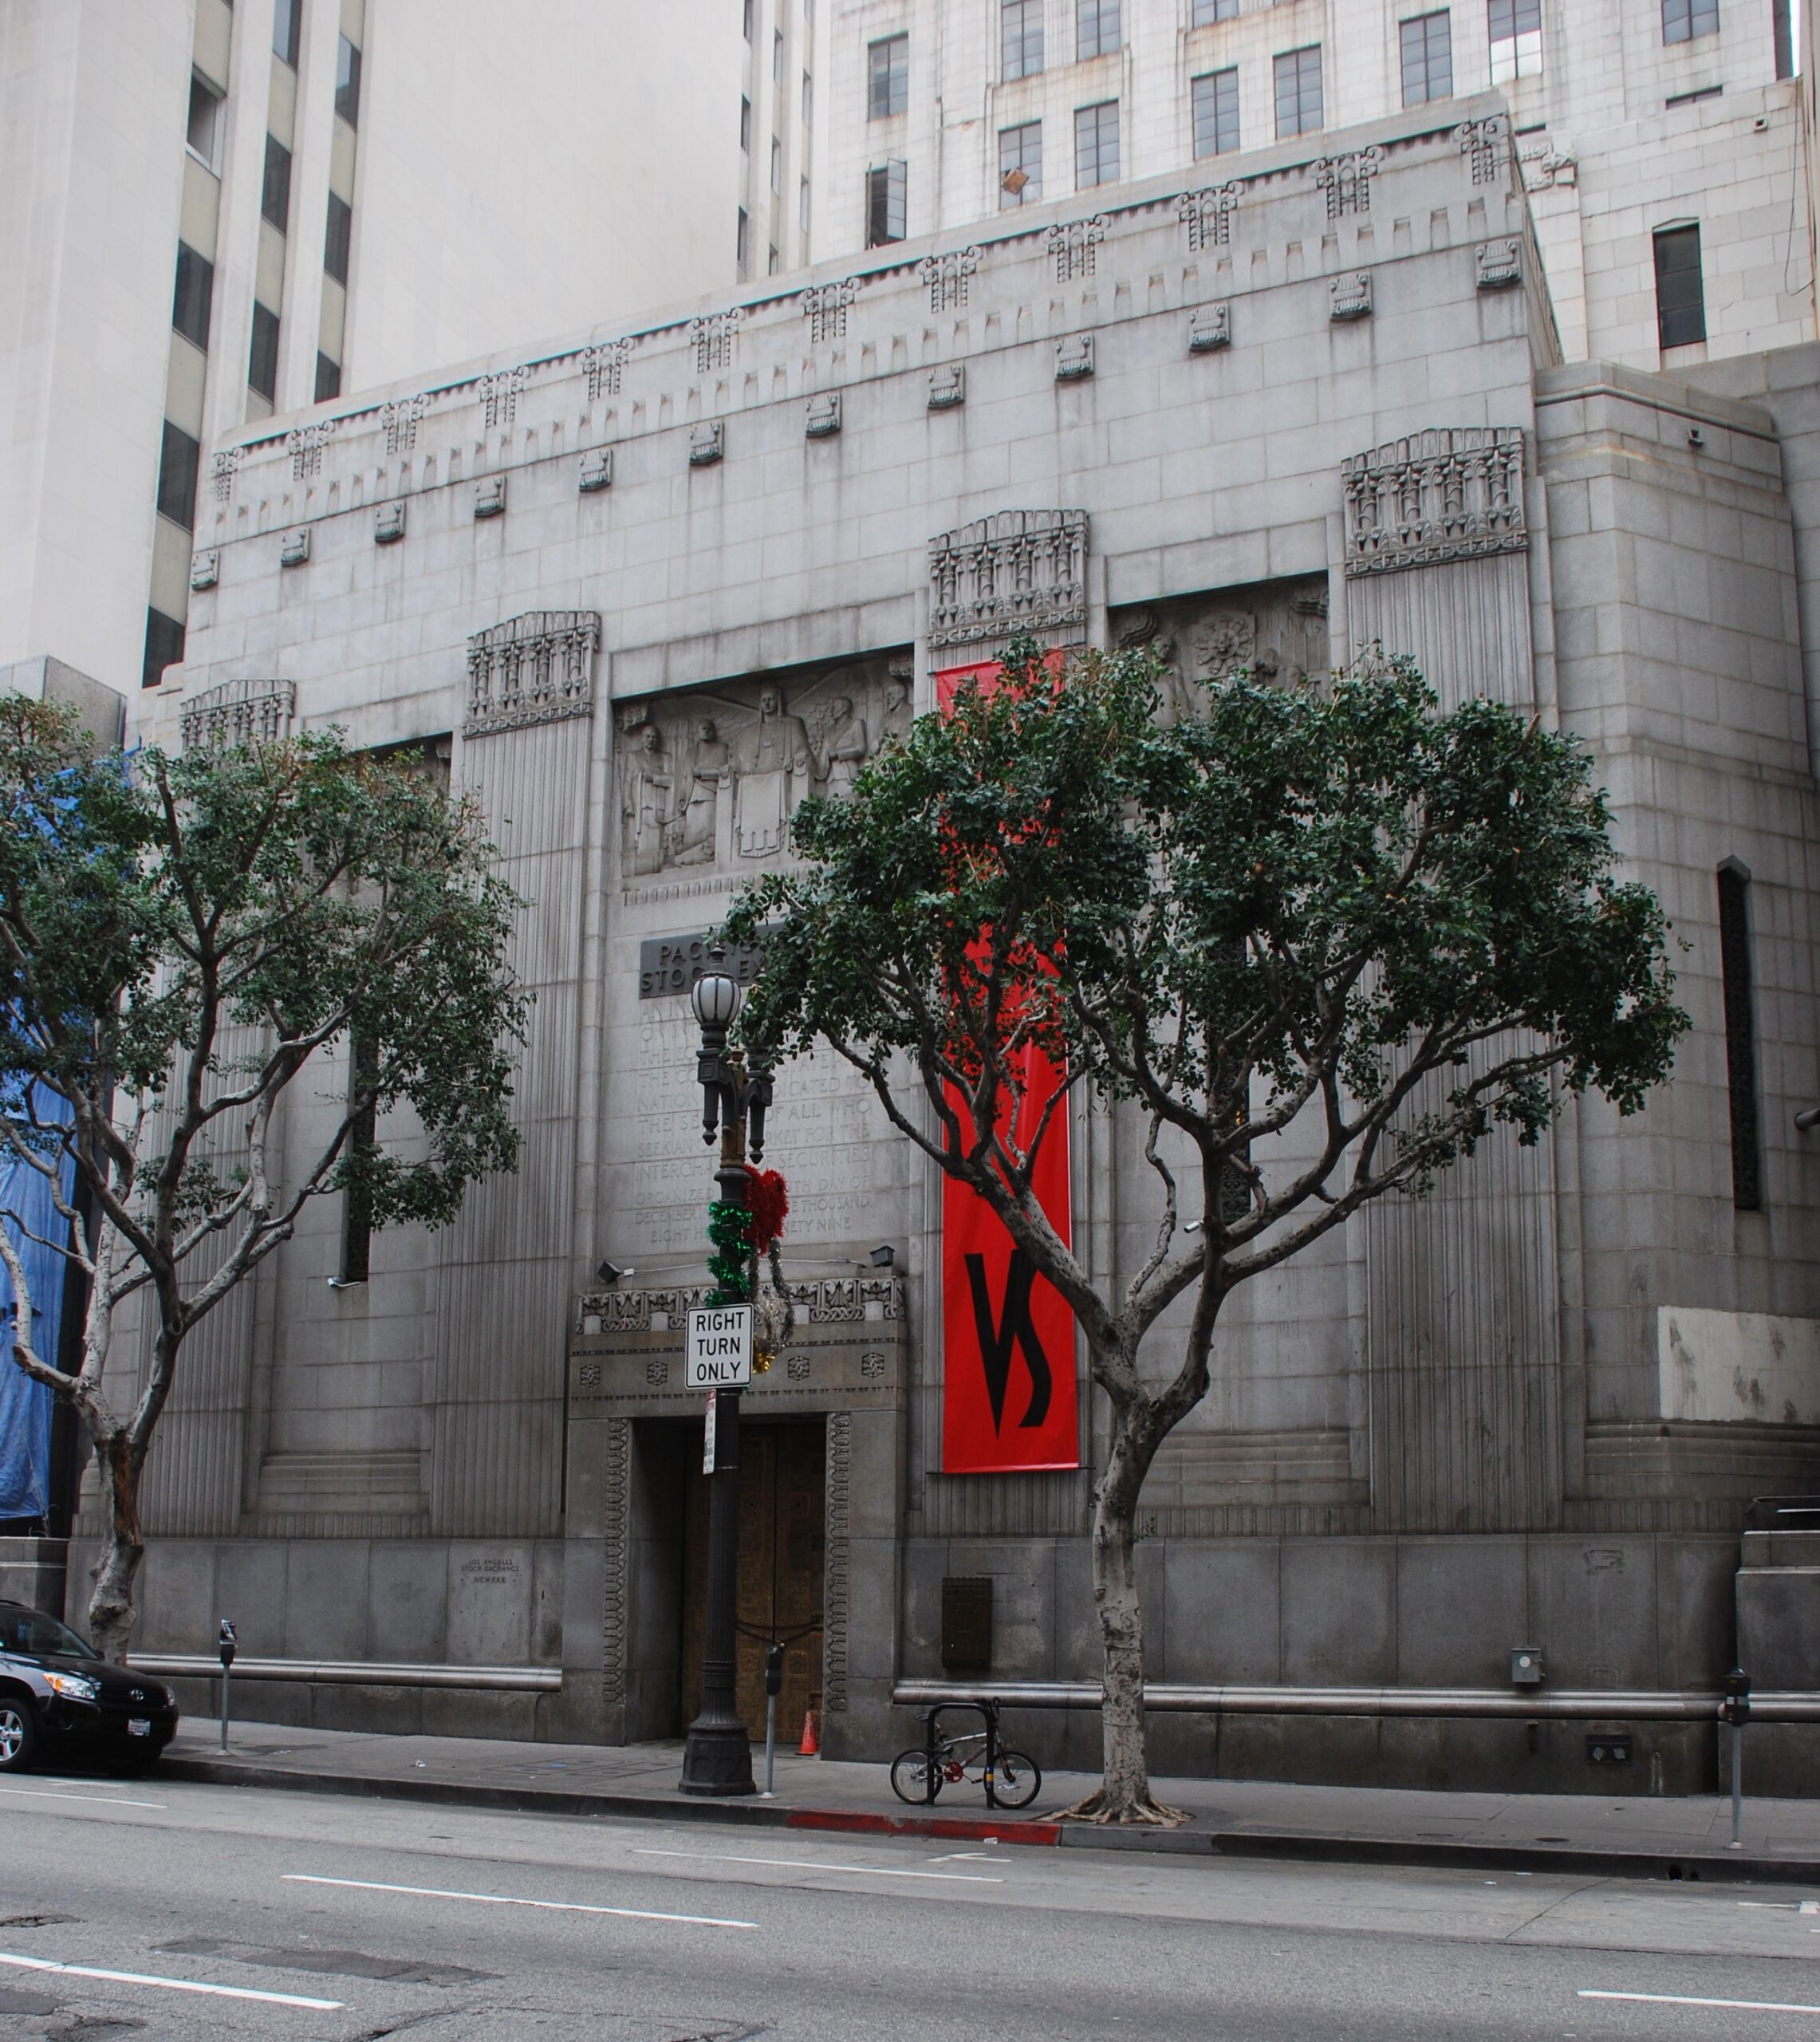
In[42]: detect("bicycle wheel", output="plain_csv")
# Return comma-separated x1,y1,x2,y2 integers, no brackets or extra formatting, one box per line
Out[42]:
987,1749,1041,1810
890,1748,940,1805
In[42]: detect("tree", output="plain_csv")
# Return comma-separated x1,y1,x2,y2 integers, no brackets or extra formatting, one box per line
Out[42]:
724,640,1688,1823
0,700,526,1662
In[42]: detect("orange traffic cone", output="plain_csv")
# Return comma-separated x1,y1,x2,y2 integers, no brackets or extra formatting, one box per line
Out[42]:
798,1705,820,1757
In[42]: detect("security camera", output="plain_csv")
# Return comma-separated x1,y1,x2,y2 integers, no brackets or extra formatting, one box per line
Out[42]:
596,1259,635,1283
869,1244,896,1269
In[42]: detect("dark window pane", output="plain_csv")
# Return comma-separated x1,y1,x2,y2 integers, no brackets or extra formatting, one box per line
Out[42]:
315,352,341,401
865,160,906,246
999,120,1042,206
1003,0,1043,79
740,94,750,148
1663,0,1720,37
1775,0,1795,76
737,206,749,269
262,133,292,231
1192,68,1239,156
1717,867,1763,1209
1400,11,1452,104
1274,45,1322,137
1192,0,1238,18
249,301,280,400
869,34,908,116
335,35,360,125
156,420,200,530
1074,100,1119,187
1653,223,1706,347
142,607,186,691
1077,0,1120,59
1489,0,1541,34
324,192,353,282
172,242,214,349
273,0,301,65
187,75,222,166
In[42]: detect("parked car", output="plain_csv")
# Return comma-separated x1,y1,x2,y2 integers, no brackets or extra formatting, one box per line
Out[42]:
0,1600,179,1775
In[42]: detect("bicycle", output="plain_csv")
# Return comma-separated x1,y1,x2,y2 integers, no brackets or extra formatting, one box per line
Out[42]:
889,1718,1042,1811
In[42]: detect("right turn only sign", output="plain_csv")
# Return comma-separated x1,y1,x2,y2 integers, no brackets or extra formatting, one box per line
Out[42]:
686,1304,753,1389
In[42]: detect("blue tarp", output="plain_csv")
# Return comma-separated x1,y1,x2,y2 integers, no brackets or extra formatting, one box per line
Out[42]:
0,1096,73,1520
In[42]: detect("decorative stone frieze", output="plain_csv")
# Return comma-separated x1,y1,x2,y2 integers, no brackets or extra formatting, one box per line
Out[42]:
823,1411,852,1715
1046,215,1106,283
599,1417,629,1713
579,448,613,492
688,420,724,466
1188,304,1231,353
801,278,861,344
928,508,1089,660
1054,333,1095,381
918,246,979,314
1312,145,1383,218
1475,238,1522,290
474,475,507,518
1178,183,1239,252
1330,270,1373,321
1455,113,1510,186
286,420,336,481
806,391,842,438
211,447,242,504
689,309,743,375
381,392,431,456
374,500,406,543
180,677,296,751
279,526,311,566
190,547,219,591
481,365,528,429
581,339,631,404
928,364,965,410
1518,139,1578,191
575,1276,904,1334
1341,427,1528,578
463,610,601,738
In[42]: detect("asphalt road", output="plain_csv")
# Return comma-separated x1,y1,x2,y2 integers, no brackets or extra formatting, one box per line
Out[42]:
6,1772,1820,2040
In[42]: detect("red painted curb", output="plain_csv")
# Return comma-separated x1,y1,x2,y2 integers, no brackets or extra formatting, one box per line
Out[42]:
786,1807,1061,1846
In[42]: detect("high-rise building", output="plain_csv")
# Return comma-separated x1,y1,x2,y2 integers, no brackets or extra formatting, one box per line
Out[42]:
0,0,748,703
817,0,1812,368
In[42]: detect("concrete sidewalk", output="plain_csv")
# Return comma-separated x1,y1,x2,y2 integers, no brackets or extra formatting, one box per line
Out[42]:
152,1717,1820,1885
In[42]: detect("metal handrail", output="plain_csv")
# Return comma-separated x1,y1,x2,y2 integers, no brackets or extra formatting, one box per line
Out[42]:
130,1654,560,1693
894,1680,1820,1721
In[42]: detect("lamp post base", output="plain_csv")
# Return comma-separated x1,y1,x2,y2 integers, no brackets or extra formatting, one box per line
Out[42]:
679,1719,756,1796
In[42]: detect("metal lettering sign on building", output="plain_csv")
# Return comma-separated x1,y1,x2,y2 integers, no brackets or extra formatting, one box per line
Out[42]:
686,1305,753,1388
639,933,764,999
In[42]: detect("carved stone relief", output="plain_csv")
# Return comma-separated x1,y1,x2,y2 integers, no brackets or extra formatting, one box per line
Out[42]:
928,509,1088,662
287,420,335,480
465,610,601,738
582,339,632,404
1312,146,1382,218
382,393,431,456
615,652,912,881
823,1411,851,1715
1046,215,1106,282
1179,184,1239,252
180,677,297,751
600,1416,629,1712
1341,428,1527,578
919,247,979,314
690,309,743,374
482,366,528,429
801,278,861,344
1456,113,1510,186
1111,576,1330,723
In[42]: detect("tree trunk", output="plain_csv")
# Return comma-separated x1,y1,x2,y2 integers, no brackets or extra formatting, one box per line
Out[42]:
85,1430,144,1666
1061,1398,1184,1825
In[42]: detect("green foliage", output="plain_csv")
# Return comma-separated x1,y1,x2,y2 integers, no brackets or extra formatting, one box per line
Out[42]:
706,1198,753,1305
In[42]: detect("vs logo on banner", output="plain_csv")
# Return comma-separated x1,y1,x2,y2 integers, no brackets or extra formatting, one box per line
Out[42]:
937,656,1080,1474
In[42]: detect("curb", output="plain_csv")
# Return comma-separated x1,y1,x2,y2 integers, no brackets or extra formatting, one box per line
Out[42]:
155,1756,1820,1886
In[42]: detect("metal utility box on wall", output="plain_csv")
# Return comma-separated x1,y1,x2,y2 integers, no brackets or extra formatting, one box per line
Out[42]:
940,1576,992,1673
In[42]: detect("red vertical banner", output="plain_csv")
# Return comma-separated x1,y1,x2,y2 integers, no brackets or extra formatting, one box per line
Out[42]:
936,658,1080,1473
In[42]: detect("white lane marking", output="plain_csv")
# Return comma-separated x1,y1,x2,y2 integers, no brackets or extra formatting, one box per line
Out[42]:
1582,1989,1820,2014
282,1873,756,1930
0,1784,164,1810
0,1951,341,2010
634,1847,1003,1884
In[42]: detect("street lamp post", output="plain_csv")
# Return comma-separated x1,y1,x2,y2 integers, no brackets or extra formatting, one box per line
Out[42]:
679,948,771,1797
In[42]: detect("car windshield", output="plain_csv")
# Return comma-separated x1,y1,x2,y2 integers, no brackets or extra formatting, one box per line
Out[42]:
0,1606,100,1660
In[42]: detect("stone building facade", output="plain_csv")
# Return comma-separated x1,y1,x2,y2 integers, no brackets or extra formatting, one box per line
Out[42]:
110,89,1820,1792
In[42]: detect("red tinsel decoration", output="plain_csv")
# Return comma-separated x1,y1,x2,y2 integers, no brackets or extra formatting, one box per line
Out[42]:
747,1168,790,1255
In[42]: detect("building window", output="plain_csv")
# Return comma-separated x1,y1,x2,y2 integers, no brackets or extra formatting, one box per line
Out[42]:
1273,45,1322,137
768,243,780,274
186,74,223,169
743,0,752,38
869,34,908,116
999,120,1042,205
1074,99,1119,187
866,160,907,246
773,28,784,81
171,242,214,350
771,137,782,191
315,352,341,401
1662,0,1720,39
737,206,750,271
800,174,811,231
740,95,750,150
1653,222,1706,347
156,420,201,530
262,134,293,231
1717,865,1763,1210
324,193,353,282
1192,0,1238,20
1400,11,1452,104
1488,0,1542,81
335,34,361,125
1191,68,1239,156
1003,0,1043,81
802,70,813,121
1775,0,1795,77
142,608,186,692
249,301,281,400
272,0,301,68
1077,0,1120,60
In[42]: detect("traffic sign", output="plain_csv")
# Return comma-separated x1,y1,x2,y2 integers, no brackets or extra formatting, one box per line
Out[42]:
686,1304,753,1388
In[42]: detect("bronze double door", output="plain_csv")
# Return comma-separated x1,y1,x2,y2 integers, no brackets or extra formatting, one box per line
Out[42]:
680,1417,826,1744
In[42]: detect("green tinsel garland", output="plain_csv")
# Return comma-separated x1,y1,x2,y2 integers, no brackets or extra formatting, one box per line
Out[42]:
706,1198,754,1306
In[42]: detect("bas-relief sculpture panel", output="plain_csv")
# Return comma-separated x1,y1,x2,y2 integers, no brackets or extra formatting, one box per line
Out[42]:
1109,576,1332,717
615,654,914,882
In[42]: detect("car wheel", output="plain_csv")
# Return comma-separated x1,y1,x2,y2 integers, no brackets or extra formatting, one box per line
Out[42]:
0,1697,40,1772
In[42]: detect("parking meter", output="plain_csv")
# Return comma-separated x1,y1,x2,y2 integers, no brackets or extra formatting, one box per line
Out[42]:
765,1642,784,1697
762,1642,784,1796
218,1618,237,1752
1722,1666,1751,1725
1723,1666,1751,1848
